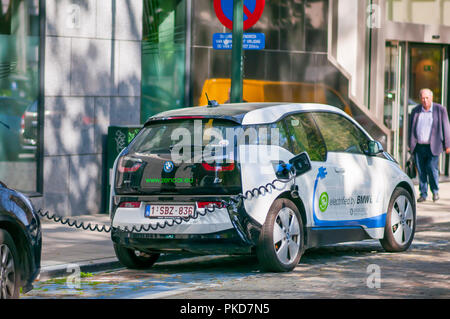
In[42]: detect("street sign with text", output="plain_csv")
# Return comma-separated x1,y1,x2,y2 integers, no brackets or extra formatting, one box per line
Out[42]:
213,33,265,50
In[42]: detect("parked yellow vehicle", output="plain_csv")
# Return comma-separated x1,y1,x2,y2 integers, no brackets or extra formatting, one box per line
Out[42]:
199,78,352,116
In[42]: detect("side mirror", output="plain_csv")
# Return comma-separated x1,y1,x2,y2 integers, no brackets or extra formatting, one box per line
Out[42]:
368,140,384,156
289,152,312,177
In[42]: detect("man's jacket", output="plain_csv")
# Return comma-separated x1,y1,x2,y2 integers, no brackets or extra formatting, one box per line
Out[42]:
408,103,450,156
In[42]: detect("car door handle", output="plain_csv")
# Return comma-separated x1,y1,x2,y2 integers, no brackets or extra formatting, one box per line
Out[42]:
334,167,346,174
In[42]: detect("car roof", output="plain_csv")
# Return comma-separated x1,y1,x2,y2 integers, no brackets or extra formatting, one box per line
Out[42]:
145,102,349,126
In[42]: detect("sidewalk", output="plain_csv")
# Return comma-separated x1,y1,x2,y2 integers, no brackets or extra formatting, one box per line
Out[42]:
38,214,117,280
37,182,450,281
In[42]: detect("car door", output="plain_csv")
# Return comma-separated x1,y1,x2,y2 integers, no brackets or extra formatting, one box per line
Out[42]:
312,111,385,227
284,112,344,226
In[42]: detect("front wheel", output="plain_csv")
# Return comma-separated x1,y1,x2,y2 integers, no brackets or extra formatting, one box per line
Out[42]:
380,187,416,252
113,244,160,269
256,198,304,272
0,229,20,299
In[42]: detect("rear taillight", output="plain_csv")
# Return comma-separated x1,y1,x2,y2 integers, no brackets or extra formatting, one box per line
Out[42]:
201,162,235,172
118,163,142,173
119,201,141,208
197,201,225,209
118,157,143,173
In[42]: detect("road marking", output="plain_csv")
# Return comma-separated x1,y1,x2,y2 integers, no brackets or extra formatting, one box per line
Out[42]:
131,287,200,299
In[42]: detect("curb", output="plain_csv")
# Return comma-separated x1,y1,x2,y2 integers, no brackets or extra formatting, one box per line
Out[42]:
36,253,200,281
37,258,123,281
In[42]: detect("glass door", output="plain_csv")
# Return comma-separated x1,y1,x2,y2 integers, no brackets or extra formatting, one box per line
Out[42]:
384,41,405,167
409,44,447,175
409,44,443,104
384,42,449,176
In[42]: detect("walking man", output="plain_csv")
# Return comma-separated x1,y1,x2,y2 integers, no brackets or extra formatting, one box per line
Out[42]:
408,88,450,202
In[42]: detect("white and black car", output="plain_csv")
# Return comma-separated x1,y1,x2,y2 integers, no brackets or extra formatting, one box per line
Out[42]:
109,103,416,272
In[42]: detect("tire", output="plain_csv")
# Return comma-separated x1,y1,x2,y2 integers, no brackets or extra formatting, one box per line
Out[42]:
380,187,416,252
256,198,304,272
0,229,20,299
113,244,160,269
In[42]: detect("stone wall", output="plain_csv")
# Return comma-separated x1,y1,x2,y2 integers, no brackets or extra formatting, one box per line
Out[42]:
34,0,142,216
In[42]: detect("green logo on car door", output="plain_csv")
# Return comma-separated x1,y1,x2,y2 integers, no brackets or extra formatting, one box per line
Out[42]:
319,192,329,212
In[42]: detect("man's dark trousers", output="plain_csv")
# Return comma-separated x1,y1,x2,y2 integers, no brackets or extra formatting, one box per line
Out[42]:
414,144,439,198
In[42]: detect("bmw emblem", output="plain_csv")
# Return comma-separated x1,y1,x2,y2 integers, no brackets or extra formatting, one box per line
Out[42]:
163,161,174,173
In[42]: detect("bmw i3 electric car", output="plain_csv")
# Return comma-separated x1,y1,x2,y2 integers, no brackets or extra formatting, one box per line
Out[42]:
0,181,41,298
109,103,416,272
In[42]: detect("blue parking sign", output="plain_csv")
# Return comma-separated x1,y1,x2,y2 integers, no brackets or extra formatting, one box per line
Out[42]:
213,33,265,50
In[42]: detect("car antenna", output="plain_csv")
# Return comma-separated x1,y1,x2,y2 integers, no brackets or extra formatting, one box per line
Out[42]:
205,93,219,108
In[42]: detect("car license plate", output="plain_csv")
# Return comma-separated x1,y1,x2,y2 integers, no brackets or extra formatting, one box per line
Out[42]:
145,204,195,219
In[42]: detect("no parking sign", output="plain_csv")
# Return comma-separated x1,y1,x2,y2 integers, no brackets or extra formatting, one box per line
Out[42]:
214,0,265,30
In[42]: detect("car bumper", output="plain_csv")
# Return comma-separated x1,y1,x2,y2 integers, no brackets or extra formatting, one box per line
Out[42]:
111,228,253,255
110,195,262,255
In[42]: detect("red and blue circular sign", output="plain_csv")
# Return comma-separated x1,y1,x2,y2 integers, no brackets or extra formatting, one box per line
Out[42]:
214,0,265,31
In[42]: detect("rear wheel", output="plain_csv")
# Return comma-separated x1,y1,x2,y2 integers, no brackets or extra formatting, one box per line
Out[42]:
256,198,304,272
0,229,20,299
380,187,416,252
113,244,160,269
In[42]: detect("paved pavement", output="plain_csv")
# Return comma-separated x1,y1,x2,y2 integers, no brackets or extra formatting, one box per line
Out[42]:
38,214,117,280
37,181,450,281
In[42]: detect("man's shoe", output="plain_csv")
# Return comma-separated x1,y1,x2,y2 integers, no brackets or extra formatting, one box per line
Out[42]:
433,194,439,202
417,196,426,203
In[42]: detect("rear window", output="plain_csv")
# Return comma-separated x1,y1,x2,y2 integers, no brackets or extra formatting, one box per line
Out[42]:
128,119,240,155
130,119,293,152
116,119,244,195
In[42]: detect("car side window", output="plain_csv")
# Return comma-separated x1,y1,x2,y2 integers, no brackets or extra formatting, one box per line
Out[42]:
285,113,327,161
312,112,369,155
258,120,291,150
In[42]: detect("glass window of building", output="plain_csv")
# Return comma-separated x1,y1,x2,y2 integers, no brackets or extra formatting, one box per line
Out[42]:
0,0,40,193
193,0,331,107
142,0,187,122
386,0,450,26
409,45,443,105
142,0,387,160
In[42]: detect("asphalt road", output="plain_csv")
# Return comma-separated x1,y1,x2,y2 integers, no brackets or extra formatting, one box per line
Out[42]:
23,216,450,299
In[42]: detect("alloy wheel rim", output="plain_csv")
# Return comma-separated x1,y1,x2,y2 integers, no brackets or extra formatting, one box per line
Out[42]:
273,207,301,265
0,244,16,299
391,195,414,245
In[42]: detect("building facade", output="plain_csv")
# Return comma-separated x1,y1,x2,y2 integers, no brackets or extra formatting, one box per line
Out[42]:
0,0,448,216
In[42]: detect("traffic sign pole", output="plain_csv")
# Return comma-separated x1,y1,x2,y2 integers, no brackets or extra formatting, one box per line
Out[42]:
230,0,244,103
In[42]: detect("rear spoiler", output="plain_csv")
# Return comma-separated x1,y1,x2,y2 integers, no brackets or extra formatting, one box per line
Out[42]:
144,115,243,126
